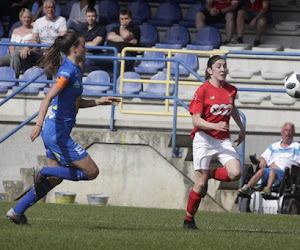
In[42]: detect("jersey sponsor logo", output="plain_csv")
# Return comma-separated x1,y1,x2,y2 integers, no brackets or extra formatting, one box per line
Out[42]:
74,143,85,156
210,96,215,100
210,104,233,115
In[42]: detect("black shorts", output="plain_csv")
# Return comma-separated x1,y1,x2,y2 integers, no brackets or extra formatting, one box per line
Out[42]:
202,9,234,25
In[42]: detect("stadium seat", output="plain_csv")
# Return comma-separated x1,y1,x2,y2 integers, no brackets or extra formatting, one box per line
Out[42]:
0,66,17,88
238,93,270,104
163,53,198,76
155,25,190,49
186,26,222,50
61,0,78,19
139,23,158,47
134,51,165,74
0,21,4,38
107,72,142,95
128,0,151,25
148,2,182,27
8,21,22,38
139,73,174,96
179,2,206,27
271,93,296,105
0,44,9,57
19,67,47,89
83,70,111,95
97,0,119,25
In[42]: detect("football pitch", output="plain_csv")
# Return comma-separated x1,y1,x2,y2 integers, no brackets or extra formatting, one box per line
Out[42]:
1,201,300,249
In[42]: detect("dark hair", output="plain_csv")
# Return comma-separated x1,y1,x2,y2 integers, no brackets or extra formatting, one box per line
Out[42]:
38,32,81,77
205,55,226,80
86,6,97,14
119,8,132,18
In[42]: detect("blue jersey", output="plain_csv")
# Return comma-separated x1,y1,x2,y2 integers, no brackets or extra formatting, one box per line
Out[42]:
47,58,83,127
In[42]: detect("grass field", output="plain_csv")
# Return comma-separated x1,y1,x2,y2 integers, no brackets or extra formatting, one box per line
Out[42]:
1,201,300,249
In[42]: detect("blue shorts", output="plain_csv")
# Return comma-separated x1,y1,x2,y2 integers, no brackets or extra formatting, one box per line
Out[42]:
41,121,88,165
262,168,285,186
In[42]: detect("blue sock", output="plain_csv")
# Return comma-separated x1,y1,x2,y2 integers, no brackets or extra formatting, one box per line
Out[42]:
14,179,54,215
40,166,89,181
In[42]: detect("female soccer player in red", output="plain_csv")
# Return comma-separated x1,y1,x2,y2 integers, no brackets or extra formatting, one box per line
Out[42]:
183,55,245,230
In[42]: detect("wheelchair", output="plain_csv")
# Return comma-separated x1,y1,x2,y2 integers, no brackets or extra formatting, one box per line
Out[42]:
239,155,300,215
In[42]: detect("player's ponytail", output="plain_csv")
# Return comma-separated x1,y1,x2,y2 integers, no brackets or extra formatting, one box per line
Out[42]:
38,32,81,77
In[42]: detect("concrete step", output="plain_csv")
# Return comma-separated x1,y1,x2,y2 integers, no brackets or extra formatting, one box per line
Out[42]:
3,180,24,201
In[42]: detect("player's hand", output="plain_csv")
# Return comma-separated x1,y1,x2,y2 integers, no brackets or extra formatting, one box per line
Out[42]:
214,121,229,131
234,129,245,146
96,97,121,105
30,125,42,142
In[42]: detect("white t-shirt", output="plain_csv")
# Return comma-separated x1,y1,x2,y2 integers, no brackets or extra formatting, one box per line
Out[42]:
33,16,67,44
261,140,300,170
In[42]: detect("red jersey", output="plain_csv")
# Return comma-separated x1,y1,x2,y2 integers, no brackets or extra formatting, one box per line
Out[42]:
247,0,270,11
214,0,240,9
189,81,237,140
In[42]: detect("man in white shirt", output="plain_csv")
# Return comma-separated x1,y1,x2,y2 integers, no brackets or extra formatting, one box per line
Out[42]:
14,0,66,77
238,122,300,196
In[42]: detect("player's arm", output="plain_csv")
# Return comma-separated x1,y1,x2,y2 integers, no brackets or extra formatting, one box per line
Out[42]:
79,97,121,108
231,105,245,146
258,157,267,168
192,113,229,131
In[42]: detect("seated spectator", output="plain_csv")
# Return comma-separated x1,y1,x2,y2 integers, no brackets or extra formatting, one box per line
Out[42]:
195,0,240,45
235,0,272,46
0,8,33,73
67,0,99,34
238,122,300,196
31,0,61,23
82,7,106,73
14,0,67,78
106,8,140,72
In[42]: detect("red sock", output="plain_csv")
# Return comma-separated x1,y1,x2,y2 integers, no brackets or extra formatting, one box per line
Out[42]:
185,189,201,221
212,168,231,182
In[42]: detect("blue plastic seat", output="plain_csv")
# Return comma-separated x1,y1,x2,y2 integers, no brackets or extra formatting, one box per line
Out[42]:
128,0,151,25
139,23,158,47
97,0,119,25
107,72,142,95
0,66,17,88
61,0,78,19
163,53,198,76
187,26,221,50
8,21,22,38
83,70,111,95
139,73,174,96
155,25,190,49
0,45,9,57
148,2,182,26
134,51,165,74
179,2,206,27
19,67,47,89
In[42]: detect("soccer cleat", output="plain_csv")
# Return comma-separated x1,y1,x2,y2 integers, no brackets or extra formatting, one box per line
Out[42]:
261,187,271,196
183,220,199,230
237,184,252,197
6,208,28,225
32,166,45,196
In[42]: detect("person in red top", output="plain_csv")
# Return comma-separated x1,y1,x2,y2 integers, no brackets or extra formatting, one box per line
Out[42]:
195,0,240,45
183,55,245,230
235,0,272,46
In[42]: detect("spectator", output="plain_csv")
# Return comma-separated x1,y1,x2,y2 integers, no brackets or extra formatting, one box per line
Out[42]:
106,8,140,72
183,55,245,230
195,0,240,45
0,8,33,72
238,122,300,196
235,0,272,46
13,0,67,77
31,0,61,23
67,0,99,34
82,6,106,73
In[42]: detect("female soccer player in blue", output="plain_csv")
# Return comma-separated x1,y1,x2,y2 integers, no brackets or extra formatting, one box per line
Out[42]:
6,31,120,224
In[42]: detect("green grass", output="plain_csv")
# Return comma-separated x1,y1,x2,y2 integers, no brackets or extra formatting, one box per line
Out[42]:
1,201,300,249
